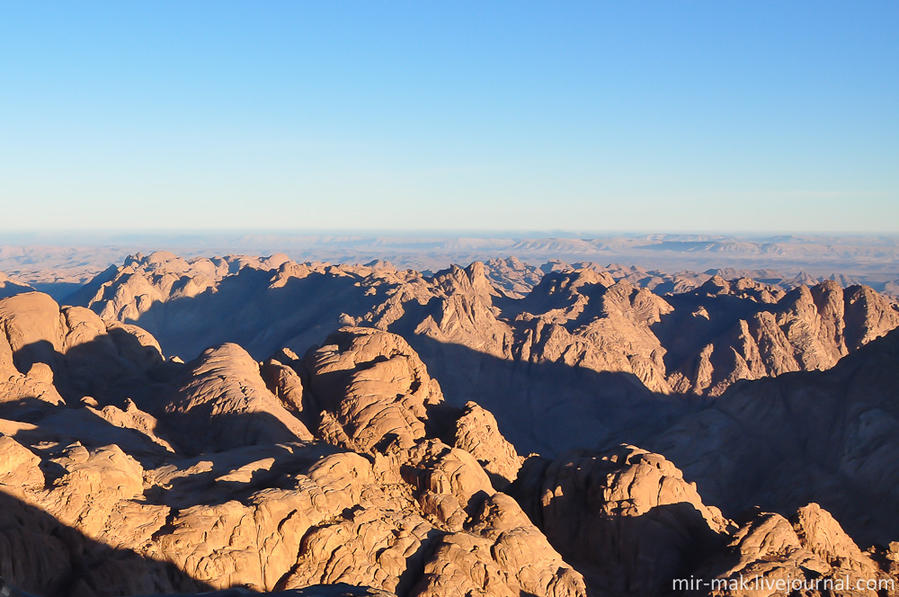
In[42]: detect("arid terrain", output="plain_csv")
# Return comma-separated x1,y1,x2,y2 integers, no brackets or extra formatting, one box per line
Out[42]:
1,250,898,596
6,0,897,592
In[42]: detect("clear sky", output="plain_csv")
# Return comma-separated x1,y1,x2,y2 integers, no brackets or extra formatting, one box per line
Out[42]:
1,1,897,233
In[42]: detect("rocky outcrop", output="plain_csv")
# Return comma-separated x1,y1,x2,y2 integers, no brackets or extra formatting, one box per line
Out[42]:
697,504,893,596
74,252,289,324
0,292,165,413
513,445,899,596
165,342,314,452
451,402,523,489
1,280,895,597
0,301,586,597
646,327,899,546
514,445,734,595
76,254,899,460
303,327,444,453
661,279,899,395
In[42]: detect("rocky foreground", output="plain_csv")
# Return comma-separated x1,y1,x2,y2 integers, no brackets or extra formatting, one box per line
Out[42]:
0,285,897,596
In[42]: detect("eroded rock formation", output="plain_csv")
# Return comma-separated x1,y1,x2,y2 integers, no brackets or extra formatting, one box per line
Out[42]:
74,253,899,457
0,280,896,597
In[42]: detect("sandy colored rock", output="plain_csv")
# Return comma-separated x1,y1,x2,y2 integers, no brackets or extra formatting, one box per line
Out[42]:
261,358,308,418
166,343,314,451
304,327,443,453
514,445,733,595
0,436,44,490
698,505,892,596
0,267,894,597
452,401,523,489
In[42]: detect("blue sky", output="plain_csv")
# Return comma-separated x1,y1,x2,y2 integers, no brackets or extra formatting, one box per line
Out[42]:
1,1,897,232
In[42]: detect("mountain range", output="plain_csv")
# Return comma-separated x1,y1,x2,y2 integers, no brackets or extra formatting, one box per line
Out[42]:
0,250,897,596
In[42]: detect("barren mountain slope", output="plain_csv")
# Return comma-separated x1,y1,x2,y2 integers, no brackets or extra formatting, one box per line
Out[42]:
643,326,899,547
0,292,895,596
76,253,899,455
0,293,586,597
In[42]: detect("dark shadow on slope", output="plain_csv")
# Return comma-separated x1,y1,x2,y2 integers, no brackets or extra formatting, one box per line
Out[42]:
0,281,36,300
517,498,729,597
400,333,692,458
0,397,58,425
141,441,344,509
29,282,85,302
651,292,767,373
0,489,209,596
122,269,386,360
11,336,175,413
5,399,176,469
160,408,310,457
6,337,183,466
5,339,326,470
392,528,443,597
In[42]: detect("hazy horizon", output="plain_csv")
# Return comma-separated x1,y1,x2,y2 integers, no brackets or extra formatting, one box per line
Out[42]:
3,231,899,296
4,229,899,239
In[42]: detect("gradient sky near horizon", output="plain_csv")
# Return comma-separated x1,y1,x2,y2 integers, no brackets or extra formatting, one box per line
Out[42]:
1,1,897,233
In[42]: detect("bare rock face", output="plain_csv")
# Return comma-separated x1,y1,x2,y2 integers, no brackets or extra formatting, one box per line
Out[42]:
261,357,308,419
0,292,64,341
452,401,523,489
482,257,545,298
514,445,734,596
75,252,254,324
0,292,165,414
464,493,587,597
412,492,585,597
148,449,379,591
408,263,512,360
0,441,200,597
232,440,583,596
0,435,43,489
0,292,67,372
647,327,899,546
0,280,896,597
87,398,176,453
76,253,393,360
0,304,586,597
291,327,587,597
166,343,314,452
664,281,899,396
697,505,892,596
77,254,899,461
513,445,899,596
304,327,444,453
844,284,899,348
